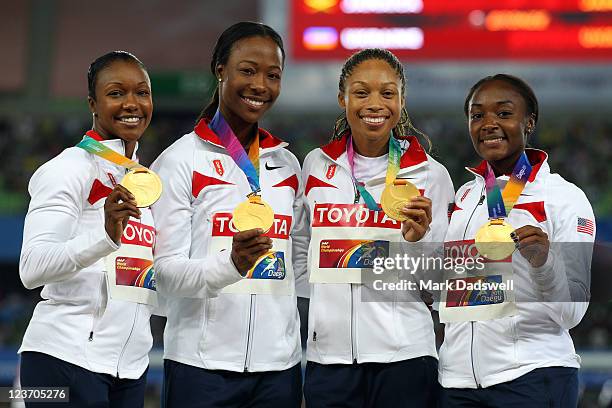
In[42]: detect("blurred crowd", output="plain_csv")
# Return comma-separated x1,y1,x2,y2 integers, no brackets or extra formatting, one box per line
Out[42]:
1,112,611,217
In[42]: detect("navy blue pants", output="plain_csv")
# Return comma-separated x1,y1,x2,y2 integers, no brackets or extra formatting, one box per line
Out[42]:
162,360,302,408
439,367,579,408
304,356,439,408
20,351,147,408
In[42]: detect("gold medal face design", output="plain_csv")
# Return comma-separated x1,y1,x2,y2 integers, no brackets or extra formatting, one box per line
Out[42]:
474,219,516,261
380,180,420,221
120,168,163,208
232,195,275,232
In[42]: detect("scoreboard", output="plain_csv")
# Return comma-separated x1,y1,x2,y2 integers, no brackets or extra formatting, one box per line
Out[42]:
290,0,612,60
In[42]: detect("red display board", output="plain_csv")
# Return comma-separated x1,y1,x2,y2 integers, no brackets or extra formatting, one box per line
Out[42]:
290,0,612,61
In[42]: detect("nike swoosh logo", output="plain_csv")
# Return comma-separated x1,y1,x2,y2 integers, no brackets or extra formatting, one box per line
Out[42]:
265,162,284,170
520,193,533,197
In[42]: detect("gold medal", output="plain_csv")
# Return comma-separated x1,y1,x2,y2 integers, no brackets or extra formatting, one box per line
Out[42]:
232,194,274,232
474,219,516,261
120,168,163,208
380,180,420,221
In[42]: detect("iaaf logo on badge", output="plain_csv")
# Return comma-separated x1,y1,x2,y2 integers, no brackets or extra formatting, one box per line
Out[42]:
212,213,292,239
326,164,337,180
213,159,224,176
122,220,156,248
444,240,510,263
312,203,400,229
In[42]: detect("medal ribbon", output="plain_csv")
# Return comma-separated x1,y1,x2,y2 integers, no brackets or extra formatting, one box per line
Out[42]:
346,133,402,211
484,152,532,219
76,132,144,170
209,109,260,195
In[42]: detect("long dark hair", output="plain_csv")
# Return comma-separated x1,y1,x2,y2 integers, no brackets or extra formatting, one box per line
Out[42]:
88,51,146,100
195,22,285,124
332,48,431,152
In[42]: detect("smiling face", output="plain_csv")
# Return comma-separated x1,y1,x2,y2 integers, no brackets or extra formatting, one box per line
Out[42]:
88,60,152,145
468,79,535,171
339,58,402,156
216,36,283,130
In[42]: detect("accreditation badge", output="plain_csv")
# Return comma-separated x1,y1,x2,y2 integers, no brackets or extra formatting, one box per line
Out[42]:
210,211,294,295
309,203,402,284
104,212,158,307
438,239,516,323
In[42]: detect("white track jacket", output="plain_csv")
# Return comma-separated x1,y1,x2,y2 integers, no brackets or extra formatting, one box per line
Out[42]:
19,132,154,379
150,121,308,372
439,149,595,388
302,135,455,364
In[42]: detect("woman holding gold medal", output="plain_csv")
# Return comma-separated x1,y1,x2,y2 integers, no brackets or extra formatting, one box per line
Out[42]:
301,49,455,407
19,51,160,407
438,74,595,407
151,22,307,408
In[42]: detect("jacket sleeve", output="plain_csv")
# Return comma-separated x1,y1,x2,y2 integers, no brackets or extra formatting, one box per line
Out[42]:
150,141,243,299
528,184,594,330
401,162,455,272
288,154,310,299
295,150,318,298
19,153,119,290
400,163,455,308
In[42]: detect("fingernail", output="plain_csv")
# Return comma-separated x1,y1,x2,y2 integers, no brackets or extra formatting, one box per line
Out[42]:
512,236,518,242
257,229,264,234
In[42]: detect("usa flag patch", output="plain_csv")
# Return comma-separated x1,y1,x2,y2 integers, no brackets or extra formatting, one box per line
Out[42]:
577,217,594,235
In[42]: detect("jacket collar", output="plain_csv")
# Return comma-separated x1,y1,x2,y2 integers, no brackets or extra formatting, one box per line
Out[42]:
84,129,139,160
320,133,428,170
467,148,548,183
194,118,287,152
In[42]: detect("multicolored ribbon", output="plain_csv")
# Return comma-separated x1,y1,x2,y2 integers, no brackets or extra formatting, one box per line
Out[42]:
346,133,402,211
76,133,144,170
209,109,260,195
484,152,532,219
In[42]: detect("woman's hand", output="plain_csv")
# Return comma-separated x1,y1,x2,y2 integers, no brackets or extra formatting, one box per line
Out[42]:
104,185,141,245
512,225,549,268
400,196,432,242
231,229,273,276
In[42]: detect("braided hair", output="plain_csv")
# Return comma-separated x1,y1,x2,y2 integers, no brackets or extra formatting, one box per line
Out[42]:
332,48,431,151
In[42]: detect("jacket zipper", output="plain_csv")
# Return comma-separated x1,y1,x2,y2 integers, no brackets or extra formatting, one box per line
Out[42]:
470,322,482,388
465,187,485,388
350,184,360,364
350,284,358,363
116,303,139,378
88,274,106,341
244,294,256,372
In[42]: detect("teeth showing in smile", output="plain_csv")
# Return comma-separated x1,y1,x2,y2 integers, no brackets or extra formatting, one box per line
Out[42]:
483,137,505,145
119,117,140,123
243,97,264,107
362,117,385,124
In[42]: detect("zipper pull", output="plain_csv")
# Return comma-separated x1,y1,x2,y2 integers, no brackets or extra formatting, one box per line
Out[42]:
477,195,485,205
354,188,360,204
313,331,317,342
88,331,94,342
